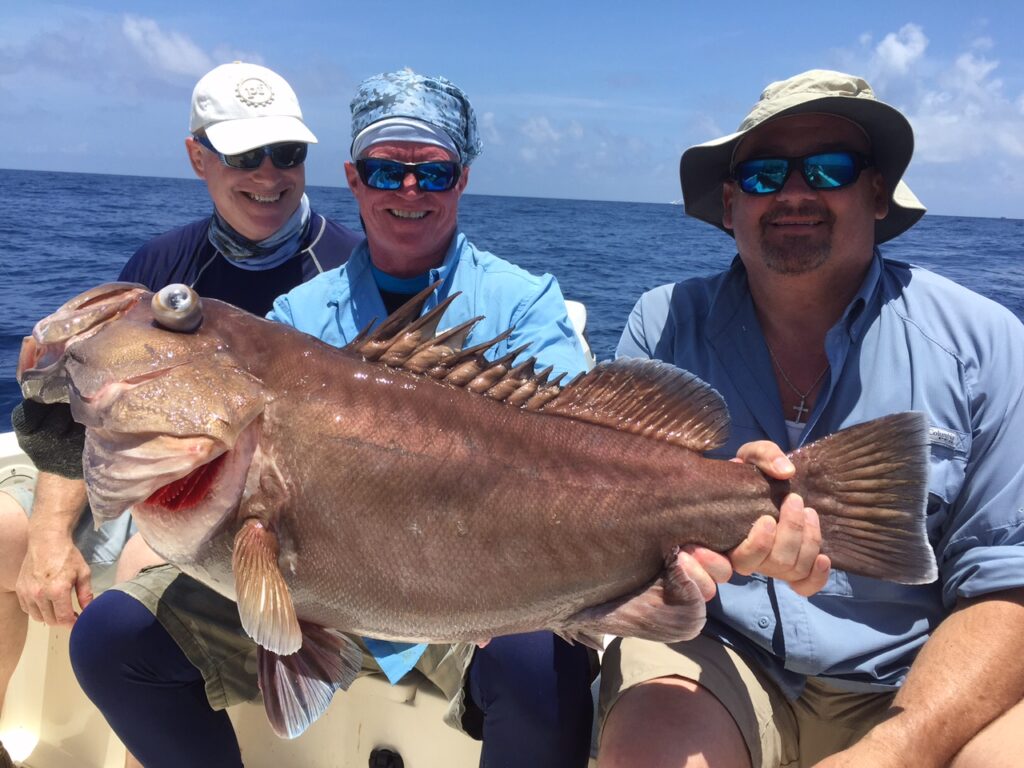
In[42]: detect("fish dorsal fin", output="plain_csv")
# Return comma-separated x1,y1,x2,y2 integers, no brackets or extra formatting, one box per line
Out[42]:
347,288,730,449
541,358,730,452
346,282,566,408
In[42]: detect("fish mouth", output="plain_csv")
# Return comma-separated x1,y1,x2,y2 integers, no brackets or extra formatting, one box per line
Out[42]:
17,283,148,403
85,421,260,560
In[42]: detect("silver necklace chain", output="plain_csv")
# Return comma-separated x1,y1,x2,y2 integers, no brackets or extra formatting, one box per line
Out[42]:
764,339,829,422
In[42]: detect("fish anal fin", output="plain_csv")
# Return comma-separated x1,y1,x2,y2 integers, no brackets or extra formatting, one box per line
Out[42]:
258,623,363,739
233,518,302,655
542,358,731,451
560,555,707,644
788,411,937,585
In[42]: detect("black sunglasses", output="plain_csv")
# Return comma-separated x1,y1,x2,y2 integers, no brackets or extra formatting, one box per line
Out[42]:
731,151,872,195
356,158,462,192
193,134,308,170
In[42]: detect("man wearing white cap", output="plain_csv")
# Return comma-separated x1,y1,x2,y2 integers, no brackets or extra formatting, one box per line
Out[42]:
597,70,1024,767
1,61,359,768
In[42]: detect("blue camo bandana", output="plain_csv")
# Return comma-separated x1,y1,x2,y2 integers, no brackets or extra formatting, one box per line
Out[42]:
350,69,482,165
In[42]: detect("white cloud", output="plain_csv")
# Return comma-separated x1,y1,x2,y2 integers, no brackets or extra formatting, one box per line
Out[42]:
839,25,1024,166
480,111,502,145
871,23,928,78
521,116,562,144
122,16,212,77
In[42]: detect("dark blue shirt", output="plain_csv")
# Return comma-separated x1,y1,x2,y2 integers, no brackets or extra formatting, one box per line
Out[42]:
119,212,362,316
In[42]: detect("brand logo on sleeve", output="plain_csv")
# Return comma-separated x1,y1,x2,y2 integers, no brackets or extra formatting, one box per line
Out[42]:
928,426,964,452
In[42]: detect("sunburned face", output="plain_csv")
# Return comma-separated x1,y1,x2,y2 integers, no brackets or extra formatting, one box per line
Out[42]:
345,141,468,277
722,113,888,279
187,137,306,242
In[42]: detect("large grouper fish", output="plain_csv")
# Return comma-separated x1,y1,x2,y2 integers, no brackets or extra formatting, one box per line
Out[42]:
18,282,936,738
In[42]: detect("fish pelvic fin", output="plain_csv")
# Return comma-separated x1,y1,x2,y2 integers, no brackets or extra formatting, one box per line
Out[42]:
560,551,707,644
788,411,937,585
233,518,302,655
258,623,363,739
543,358,731,451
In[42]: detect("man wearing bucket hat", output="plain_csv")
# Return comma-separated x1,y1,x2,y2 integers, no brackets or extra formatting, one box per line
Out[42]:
598,70,1024,767
0,61,360,768
68,69,596,768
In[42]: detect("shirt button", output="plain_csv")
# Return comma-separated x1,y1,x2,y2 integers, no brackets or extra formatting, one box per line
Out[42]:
757,617,771,628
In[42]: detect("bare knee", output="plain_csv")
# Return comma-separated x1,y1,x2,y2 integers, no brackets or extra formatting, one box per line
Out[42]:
0,493,29,591
598,676,751,768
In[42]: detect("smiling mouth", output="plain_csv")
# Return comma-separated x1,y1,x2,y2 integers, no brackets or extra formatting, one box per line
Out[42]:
769,220,823,227
389,209,428,220
246,191,282,203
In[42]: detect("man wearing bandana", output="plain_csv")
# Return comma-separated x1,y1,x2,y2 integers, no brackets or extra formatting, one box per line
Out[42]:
65,70,598,768
0,61,359,768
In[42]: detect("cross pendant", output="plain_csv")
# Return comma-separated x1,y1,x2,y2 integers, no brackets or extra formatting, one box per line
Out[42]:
792,399,809,421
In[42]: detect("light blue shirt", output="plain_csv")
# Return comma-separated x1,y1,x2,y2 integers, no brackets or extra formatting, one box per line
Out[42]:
269,230,588,682
617,252,1024,699
269,231,586,379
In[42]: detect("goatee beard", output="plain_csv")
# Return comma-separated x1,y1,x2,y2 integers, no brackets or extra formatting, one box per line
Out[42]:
759,205,834,275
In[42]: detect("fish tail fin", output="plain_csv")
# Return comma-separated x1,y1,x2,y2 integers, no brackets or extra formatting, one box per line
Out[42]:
788,412,937,585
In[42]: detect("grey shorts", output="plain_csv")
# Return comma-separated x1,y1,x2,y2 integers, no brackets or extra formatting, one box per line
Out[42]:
1,482,136,592
599,634,896,768
113,564,478,731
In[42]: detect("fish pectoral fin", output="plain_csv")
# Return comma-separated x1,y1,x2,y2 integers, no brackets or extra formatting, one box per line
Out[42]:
560,557,707,644
258,623,363,739
232,518,302,655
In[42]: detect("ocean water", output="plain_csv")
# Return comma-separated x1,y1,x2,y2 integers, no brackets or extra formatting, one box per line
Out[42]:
2,167,1023,429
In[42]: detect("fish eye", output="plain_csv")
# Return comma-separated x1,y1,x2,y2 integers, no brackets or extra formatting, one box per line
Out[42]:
152,284,203,332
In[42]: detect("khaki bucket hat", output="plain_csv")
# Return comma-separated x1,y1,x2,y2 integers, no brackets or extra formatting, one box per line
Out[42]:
680,69,926,244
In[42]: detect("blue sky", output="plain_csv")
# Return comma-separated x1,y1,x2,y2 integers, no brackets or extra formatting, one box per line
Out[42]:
2,1,1022,218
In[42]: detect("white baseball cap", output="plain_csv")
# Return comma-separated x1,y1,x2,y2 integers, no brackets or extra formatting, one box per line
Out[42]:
190,62,317,154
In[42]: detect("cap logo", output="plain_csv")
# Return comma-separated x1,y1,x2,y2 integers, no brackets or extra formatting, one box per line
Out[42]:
235,77,275,108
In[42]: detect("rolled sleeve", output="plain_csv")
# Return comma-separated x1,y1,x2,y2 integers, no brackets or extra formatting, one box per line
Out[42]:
266,293,293,325
936,311,1024,605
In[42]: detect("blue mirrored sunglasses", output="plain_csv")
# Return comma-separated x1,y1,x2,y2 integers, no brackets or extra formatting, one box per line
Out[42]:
356,158,462,192
193,134,308,170
731,151,872,195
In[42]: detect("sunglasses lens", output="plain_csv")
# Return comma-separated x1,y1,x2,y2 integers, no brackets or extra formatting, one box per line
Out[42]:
734,159,790,194
803,152,859,189
359,159,404,190
267,143,308,169
222,148,265,170
416,162,459,191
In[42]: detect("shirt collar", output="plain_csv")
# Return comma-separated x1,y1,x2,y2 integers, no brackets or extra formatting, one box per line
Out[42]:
706,251,884,343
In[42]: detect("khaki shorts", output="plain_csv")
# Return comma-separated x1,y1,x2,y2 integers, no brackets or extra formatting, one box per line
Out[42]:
598,635,896,768
114,564,477,731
